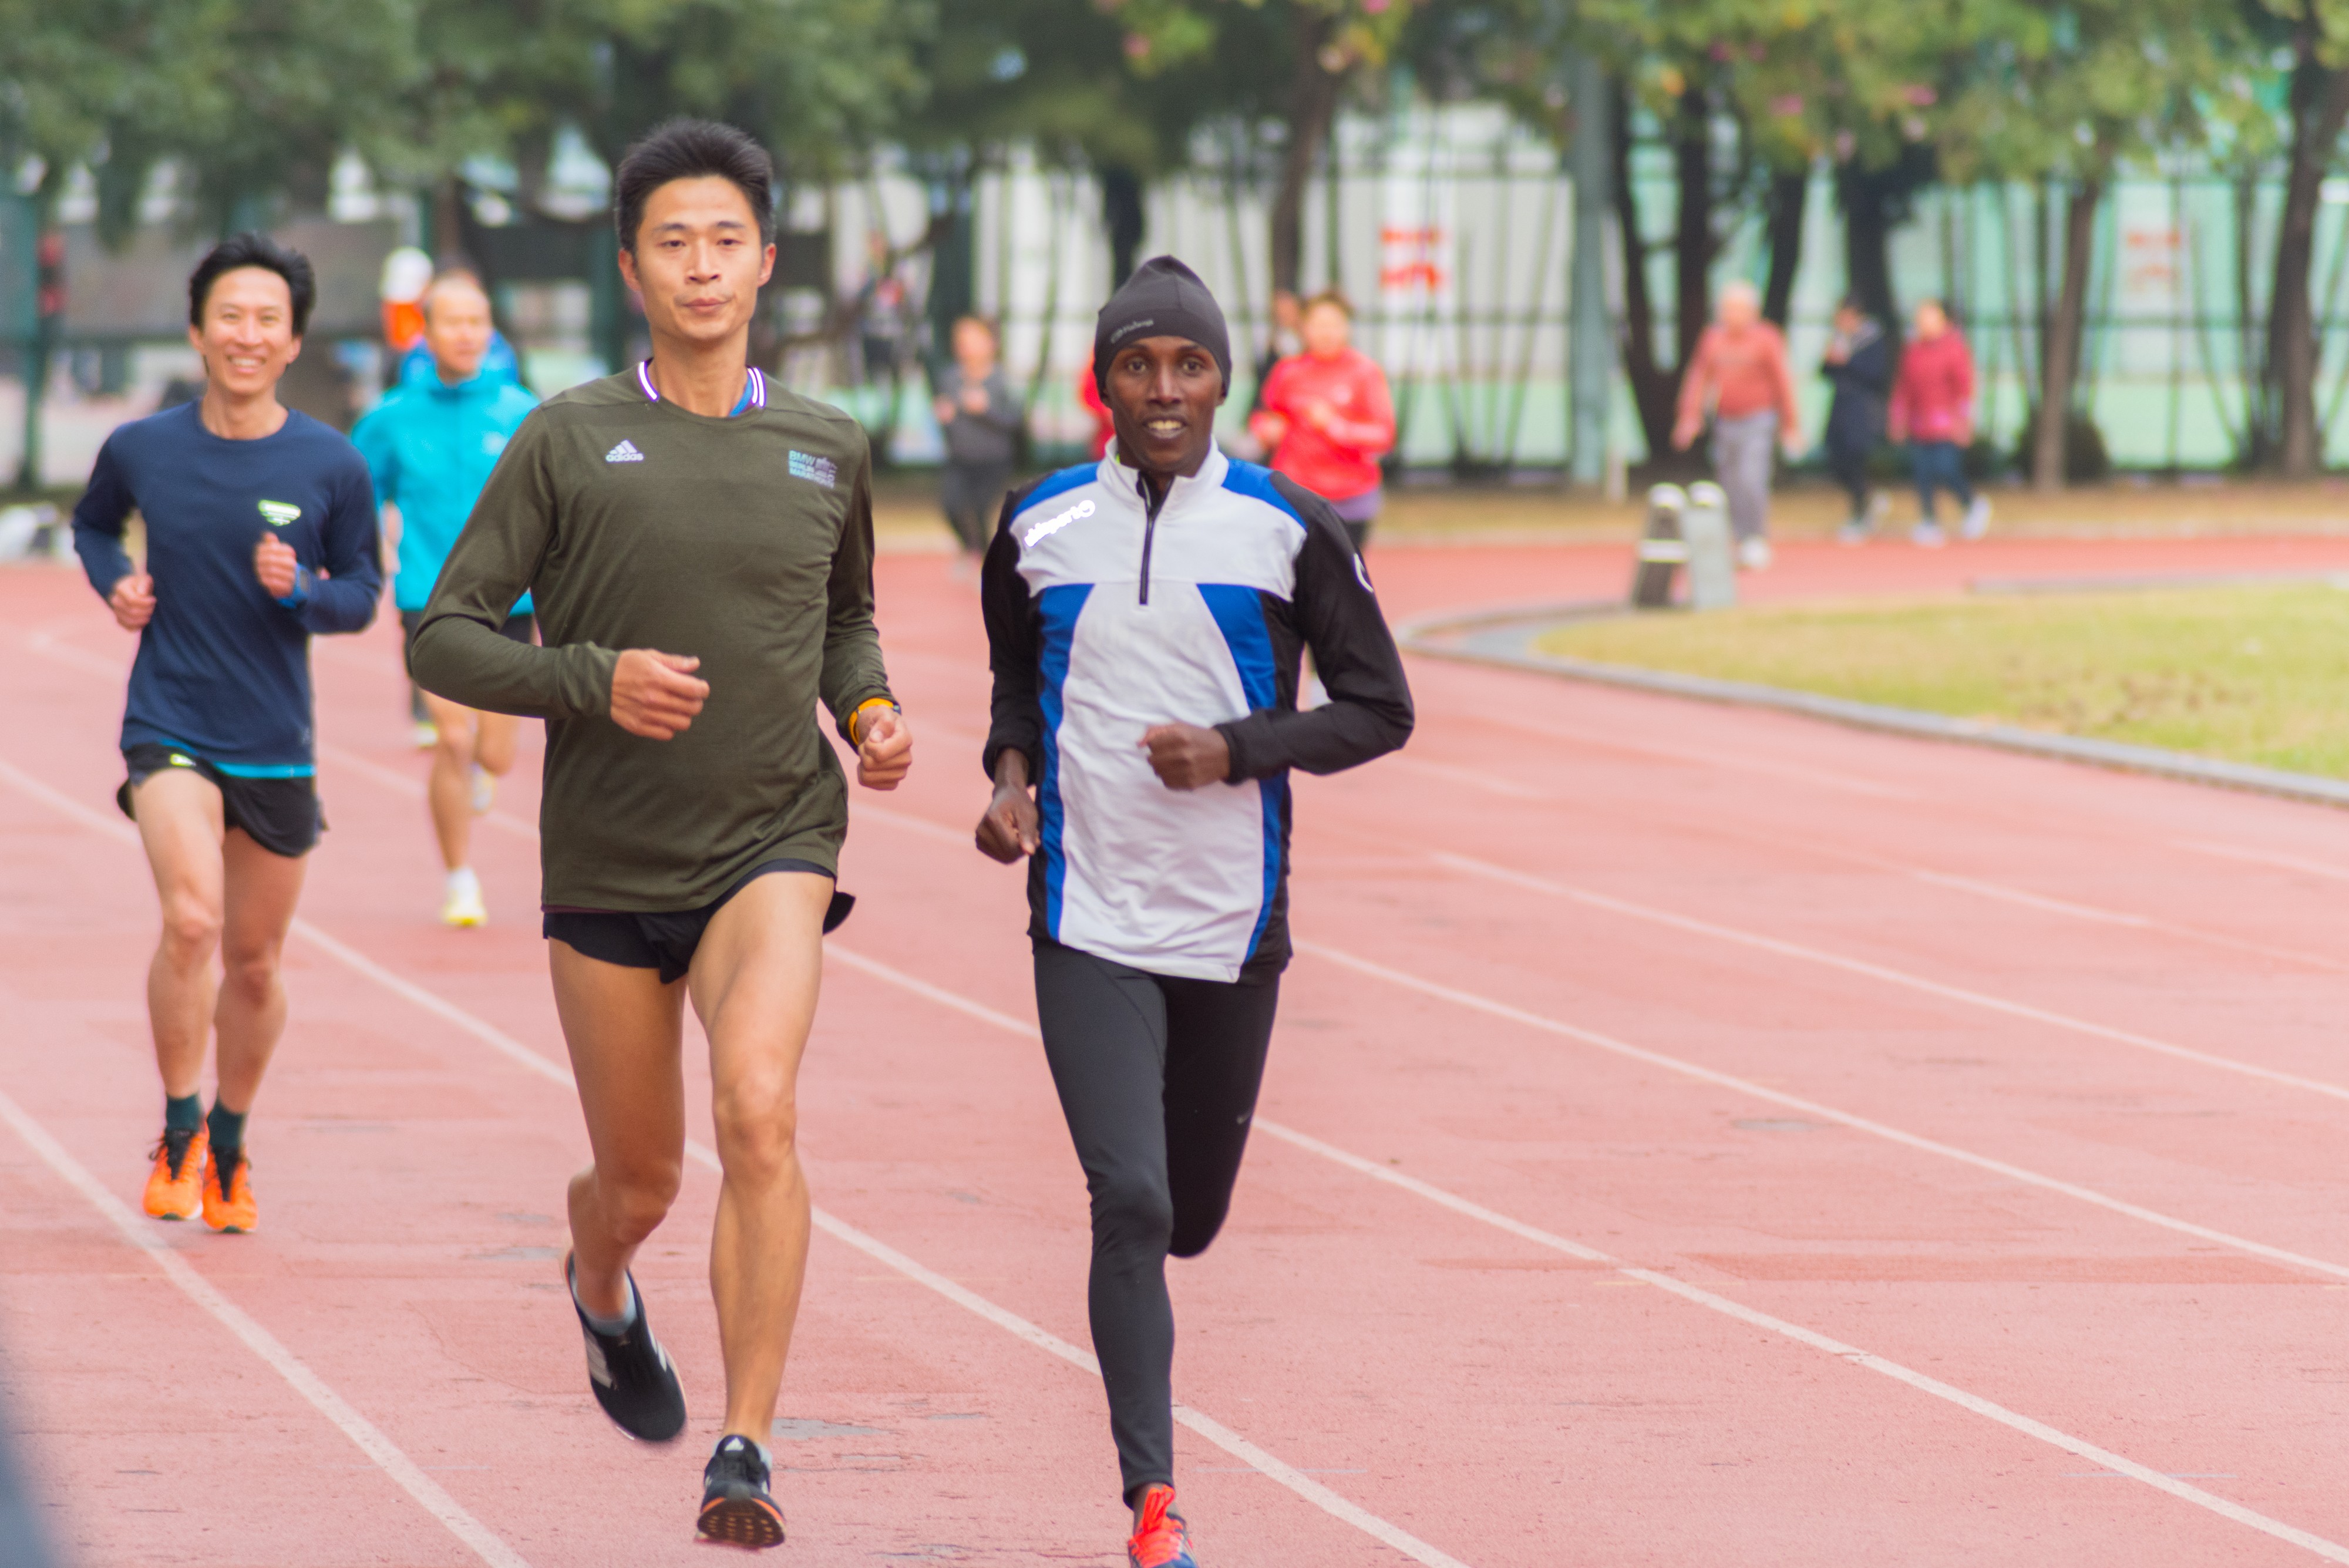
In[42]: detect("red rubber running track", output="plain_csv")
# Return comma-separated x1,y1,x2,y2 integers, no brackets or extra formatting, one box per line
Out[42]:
8,534,2349,1565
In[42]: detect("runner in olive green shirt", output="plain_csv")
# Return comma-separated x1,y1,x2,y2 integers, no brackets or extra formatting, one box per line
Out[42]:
410,120,913,1550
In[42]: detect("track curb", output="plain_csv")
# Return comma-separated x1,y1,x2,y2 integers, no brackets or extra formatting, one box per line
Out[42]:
1396,601,2349,812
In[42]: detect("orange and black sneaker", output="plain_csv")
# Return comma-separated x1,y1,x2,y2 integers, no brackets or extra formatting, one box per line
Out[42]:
1127,1485,1197,1568
201,1145,257,1233
142,1125,207,1221
698,1434,785,1549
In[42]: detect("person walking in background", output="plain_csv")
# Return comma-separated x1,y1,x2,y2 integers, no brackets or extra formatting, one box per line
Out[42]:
1887,298,1990,547
1820,296,1894,545
352,270,541,928
1248,291,1395,553
1671,279,1802,571
933,314,1019,569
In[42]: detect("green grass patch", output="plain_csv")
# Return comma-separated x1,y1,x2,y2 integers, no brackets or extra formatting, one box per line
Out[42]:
1532,584,2349,778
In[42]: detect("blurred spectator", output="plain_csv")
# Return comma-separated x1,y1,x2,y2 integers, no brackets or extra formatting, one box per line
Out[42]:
1250,288,1303,413
1248,291,1395,554
1078,363,1115,460
933,314,1019,566
1888,298,1991,547
1671,279,1802,571
859,231,910,386
1820,295,1893,544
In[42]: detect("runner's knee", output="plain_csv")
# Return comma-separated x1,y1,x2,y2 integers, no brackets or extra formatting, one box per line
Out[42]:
217,945,282,1008
158,897,222,965
1089,1166,1174,1259
600,1160,683,1240
711,1081,799,1185
1167,1195,1233,1260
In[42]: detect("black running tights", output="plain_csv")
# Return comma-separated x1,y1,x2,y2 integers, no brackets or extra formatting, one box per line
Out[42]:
1032,937,1280,1503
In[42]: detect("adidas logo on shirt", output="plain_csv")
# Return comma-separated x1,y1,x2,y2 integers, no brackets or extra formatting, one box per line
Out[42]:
605,439,645,464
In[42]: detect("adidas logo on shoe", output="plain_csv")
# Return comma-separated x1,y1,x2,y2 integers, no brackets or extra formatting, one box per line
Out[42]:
605,439,645,463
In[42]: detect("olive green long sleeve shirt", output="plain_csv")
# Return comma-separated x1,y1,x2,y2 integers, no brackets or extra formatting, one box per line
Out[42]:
409,369,893,910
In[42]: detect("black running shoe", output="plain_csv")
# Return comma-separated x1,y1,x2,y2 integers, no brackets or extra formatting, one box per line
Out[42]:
699,1434,786,1549
566,1253,686,1442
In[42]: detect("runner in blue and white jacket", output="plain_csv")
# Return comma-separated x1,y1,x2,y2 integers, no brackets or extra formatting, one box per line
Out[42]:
975,255,1412,1568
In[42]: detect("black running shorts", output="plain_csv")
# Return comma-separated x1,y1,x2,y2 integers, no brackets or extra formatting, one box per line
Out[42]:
117,743,323,859
401,608,534,679
544,860,855,985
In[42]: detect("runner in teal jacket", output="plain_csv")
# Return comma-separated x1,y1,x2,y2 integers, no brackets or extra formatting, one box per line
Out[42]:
350,273,540,927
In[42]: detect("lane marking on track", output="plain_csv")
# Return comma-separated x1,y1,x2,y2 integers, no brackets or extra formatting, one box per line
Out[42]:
842,803,2349,1278
808,941,2349,1564
1465,708,1924,799
0,1079,533,1568
1431,850,2349,1106
2175,839,2349,883
1284,938,2349,1281
0,758,1472,1568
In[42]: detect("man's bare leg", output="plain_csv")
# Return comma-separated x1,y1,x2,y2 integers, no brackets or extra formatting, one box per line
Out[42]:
422,692,481,873
550,943,687,1322
132,770,227,1099
211,829,307,1115
687,872,830,1439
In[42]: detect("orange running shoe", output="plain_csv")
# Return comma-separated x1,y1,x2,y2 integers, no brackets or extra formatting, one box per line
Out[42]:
1127,1485,1196,1568
201,1146,257,1233
142,1125,207,1221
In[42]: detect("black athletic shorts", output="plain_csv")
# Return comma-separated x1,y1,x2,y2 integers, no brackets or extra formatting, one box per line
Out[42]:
544,860,856,985
400,608,534,679
116,743,323,859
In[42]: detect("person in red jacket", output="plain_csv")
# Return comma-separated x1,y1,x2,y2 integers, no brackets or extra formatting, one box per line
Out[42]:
1671,280,1803,571
1077,361,1116,460
1248,291,1395,553
1886,298,1991,546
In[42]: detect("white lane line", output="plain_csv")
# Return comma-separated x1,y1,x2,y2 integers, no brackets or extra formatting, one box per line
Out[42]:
2175,839,2349,883
0,759,1471,1568
1287,938,2349,1281
1384,755,1552,800
803,943,2349,1563
0,1082,533,1568
1432,850,2349,1106
841,806,2349,1278
1469,708,1923,799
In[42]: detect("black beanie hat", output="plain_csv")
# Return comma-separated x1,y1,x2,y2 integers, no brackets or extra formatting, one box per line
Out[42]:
1092,255,1231,396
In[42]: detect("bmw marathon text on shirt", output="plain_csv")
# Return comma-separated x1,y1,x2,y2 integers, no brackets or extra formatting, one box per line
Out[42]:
981,444,1413,984
71,402,383,775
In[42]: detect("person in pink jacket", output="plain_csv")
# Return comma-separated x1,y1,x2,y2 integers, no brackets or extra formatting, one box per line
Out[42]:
1886,298,1991,545
1248,292,1395,553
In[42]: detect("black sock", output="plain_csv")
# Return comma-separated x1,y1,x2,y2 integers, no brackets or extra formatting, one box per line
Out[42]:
164,1094,203,1136
206,1103,247,1163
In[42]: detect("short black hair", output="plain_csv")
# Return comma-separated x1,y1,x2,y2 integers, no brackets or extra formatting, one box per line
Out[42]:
613,119,775,254
189,233,317,337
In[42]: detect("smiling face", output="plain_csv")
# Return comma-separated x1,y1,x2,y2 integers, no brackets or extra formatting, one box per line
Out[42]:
187,267,301,398
1105,335,1224,482
616,175,776,350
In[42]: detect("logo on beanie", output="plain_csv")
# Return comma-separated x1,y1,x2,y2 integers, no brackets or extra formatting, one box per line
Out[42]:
1108,317,1156,345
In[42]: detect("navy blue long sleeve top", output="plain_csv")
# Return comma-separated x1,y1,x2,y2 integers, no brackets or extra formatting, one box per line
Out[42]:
72,402,382,775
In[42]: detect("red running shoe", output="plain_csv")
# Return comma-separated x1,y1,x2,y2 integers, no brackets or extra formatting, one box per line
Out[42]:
1127,1485,1196,1568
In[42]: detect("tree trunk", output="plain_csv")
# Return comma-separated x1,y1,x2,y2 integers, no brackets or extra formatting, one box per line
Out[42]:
1101,166,1146,288
1761,167,1808,329
431,177,468,266
2270,42,2349,475
1269,9,1343,295
1610,82,1672,459
2033,178,2101,492
1836,162,1899,326
1671,93,1713,375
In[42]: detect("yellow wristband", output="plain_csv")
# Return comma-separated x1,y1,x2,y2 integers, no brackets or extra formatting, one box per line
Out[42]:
850,697,898,745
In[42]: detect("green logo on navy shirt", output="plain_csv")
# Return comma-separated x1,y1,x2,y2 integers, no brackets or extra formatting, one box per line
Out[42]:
257,500,301,527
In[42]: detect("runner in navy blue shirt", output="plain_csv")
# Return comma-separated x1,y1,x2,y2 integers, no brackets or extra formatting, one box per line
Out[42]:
70,233,382,1235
